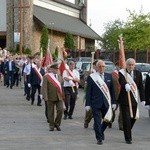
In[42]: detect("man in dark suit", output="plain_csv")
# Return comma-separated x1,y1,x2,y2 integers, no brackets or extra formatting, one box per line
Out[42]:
4,56,16,89
144,73,150,108
29,60,45,106
85,60,116,145
118,58,145,144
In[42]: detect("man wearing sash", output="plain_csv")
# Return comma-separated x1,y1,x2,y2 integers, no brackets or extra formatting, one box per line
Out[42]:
29,60,45,106
118,58,145,144
85,60,116,145
42,63,64,131
63,61,80,119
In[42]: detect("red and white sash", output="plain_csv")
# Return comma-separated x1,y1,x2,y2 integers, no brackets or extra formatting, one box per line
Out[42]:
90,72,112,122
46,73,63,97
119,69,140,119
32,66,43,86
66,69,76,86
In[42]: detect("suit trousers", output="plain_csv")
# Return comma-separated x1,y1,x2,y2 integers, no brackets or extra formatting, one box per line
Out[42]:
92,104,109,141
47,100,63,128
120,105,137,141
64,87,77,117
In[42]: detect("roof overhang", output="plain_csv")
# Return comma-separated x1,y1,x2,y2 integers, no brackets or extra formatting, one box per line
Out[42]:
33,5,100,40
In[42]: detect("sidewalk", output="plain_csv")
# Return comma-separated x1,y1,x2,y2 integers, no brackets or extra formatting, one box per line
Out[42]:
0,83,150,150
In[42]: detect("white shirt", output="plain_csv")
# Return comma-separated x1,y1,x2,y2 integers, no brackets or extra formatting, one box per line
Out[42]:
63,69,80,87
23,63,36,75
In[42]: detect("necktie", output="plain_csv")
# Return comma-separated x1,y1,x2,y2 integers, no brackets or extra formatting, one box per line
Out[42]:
100,73,104,80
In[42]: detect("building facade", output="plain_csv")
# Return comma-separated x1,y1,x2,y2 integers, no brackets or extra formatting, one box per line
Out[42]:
6,0,100,54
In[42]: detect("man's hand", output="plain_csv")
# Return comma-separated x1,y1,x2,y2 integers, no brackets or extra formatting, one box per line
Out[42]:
28,83,31,88
125,83,131,92
112,104,117,111
85,106,91,112
141,101,146,107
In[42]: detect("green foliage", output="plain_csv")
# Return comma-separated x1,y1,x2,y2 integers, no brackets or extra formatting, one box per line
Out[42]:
40,26,49,56
100,9,150,51
55,46,59,58
52,53,57,61
64,32,75,51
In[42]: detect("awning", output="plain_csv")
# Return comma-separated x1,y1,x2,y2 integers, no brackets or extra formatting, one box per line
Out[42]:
33,5,100,40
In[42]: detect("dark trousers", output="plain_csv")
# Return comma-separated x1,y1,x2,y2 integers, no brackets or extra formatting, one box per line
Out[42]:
64,87,77,117
92,104,109,141
6,71,14,88
120,105,137,141
25,75,31,99
31,84,41,105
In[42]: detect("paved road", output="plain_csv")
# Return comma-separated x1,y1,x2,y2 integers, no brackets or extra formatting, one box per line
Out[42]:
0,83,150,150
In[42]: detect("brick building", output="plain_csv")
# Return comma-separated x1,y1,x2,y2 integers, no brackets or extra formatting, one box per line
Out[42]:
6,0,100,54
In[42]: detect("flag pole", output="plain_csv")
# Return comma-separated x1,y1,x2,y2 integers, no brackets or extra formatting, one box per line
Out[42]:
118,34,133,118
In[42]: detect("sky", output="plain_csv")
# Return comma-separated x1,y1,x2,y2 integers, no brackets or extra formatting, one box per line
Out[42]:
87,0,150,36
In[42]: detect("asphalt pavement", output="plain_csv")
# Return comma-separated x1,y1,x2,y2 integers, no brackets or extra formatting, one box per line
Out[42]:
0,82,150,150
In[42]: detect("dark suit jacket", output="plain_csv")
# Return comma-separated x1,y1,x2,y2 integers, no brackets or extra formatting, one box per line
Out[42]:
144,73,150,105
5,61,16,73
85,72,116,109
29,67,45,85
118,69,144,106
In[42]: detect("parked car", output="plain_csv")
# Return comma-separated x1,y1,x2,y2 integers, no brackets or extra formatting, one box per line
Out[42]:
78,60,115,88
135,63,150,84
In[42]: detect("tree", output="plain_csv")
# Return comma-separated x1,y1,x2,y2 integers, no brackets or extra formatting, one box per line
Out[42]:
100,9,150,52
64,32,75,51
40,26,49,56
100,19,124,51
123,9,150,50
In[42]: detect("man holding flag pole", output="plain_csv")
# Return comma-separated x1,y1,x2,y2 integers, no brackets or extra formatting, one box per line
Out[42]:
118,35,146,144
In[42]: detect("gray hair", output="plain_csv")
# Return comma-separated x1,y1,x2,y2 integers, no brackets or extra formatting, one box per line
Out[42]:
126,58,135,65
96,60,105,67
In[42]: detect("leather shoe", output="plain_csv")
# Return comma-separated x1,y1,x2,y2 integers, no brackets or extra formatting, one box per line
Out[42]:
68,116,73,119
55,125,61,131
97,140,103,145
126,140,132,144
63,115,67,120
49,128,54,131
108,123,112,128
37,104,42,106
84,122,88,128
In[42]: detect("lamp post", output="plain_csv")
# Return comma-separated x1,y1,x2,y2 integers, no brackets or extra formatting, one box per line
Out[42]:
49,23,54,51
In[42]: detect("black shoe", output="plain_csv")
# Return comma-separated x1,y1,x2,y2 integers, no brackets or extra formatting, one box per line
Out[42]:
63,116,67,120
6,85,9,88
84,122,88,128
55,125,61,131
119,127,123,131
37,104,42,106
126,140,132,144
49,128,54,131
10,86,13,89
26,97,30,101
108,123,112,128
97,140,103,145
68,116,73,119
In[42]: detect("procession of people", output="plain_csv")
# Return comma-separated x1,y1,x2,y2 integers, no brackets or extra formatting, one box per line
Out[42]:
0,48,150,145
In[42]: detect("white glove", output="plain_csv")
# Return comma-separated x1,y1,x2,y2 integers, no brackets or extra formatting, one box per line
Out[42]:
39,94,43,100
141,101,146,107
144,105,150,110
125,83,131,92
62,102,66,110
85,106,91,112
28,83,31,88
112,104,117,111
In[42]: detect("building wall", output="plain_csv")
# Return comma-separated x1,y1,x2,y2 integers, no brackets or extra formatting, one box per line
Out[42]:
0,0,6,32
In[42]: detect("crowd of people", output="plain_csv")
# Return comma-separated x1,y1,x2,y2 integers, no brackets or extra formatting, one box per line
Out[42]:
0,51,150,145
